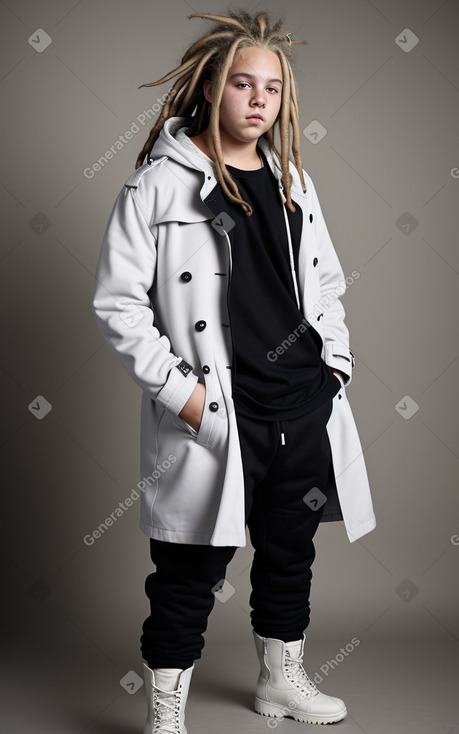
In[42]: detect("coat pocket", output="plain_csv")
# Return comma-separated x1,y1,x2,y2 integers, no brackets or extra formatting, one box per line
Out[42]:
171,413,198,437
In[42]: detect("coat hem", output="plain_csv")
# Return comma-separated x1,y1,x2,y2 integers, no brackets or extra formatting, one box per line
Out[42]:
345,516,377,542
140,520,246,547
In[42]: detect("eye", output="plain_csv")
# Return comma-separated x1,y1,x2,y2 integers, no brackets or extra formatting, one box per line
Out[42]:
267,87,279,94
236,82,251,89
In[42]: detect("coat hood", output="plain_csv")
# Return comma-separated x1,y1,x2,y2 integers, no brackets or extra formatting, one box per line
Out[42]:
126,116,304,227
151,117,216,177
151,116,284,184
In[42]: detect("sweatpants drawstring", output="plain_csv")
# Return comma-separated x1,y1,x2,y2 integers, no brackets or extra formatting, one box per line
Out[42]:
280,422,286,446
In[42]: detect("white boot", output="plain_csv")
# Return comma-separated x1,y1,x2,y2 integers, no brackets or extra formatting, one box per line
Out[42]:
253,632,347,725
142,661,194,734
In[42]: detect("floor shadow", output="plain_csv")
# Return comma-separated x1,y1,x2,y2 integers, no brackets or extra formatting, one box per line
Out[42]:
193,673,254,711
85,720,142,734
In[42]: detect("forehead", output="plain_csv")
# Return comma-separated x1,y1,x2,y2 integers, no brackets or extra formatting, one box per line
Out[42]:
228,46,283,80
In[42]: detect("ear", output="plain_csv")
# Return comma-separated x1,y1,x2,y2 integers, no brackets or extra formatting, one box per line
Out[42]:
203,79,212,103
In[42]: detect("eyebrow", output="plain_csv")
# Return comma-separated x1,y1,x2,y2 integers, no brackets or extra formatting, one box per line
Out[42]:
229,72,283,85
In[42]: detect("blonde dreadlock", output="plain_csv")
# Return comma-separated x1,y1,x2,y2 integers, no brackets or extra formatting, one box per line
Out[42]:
136,9,307,215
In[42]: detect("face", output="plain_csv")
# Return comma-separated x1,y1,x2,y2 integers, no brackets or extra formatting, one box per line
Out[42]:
204,46,283,146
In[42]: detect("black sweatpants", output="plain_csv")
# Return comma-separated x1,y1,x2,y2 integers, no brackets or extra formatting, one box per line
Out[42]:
140,397,334,670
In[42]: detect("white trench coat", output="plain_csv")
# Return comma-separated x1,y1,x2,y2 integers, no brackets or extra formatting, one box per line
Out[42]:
93,117,376,547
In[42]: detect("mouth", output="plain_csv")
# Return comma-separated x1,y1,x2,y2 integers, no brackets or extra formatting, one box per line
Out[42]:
246,114,264,123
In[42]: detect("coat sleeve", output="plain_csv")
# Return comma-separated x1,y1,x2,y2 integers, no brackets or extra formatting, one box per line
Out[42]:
92,177,198,414
306,173,355,385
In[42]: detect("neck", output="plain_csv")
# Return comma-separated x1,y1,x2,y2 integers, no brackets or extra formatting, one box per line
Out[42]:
192,128,263,170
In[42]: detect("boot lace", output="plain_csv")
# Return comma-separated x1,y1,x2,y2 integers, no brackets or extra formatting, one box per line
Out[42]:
284,649,319,702
153,687,181,734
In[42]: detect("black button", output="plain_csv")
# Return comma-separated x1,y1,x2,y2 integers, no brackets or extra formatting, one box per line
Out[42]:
338,394,342,399
209,402,219,412
313,257,318,267
202,365,210,374
309,213,314,223
195,320,207,332
180,271,192,282
317,313,323,320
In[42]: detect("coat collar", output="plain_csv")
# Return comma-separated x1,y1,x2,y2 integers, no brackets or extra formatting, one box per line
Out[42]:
144,117,304,221
157,117,286,194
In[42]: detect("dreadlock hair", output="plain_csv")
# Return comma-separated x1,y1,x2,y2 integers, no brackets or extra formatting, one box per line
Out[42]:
136,9,307,215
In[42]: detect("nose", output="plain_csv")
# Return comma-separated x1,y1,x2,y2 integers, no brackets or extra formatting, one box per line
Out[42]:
251,86,266,107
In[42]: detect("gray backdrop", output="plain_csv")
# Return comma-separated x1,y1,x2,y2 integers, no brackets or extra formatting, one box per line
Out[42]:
1,0,458,732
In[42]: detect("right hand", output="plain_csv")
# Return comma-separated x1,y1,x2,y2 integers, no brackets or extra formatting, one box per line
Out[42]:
178,383,206,432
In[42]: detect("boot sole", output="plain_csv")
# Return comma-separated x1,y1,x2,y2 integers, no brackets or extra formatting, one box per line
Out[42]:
255,697,347,725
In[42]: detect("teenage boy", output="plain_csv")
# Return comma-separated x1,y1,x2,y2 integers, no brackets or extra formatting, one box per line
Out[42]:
93,10,375,733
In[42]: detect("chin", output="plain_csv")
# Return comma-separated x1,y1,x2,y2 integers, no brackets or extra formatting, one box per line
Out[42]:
239,127,266,140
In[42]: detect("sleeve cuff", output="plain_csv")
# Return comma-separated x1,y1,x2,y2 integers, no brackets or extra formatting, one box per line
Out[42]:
325,343,354,386
156,359,199,415
333,370,346,389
